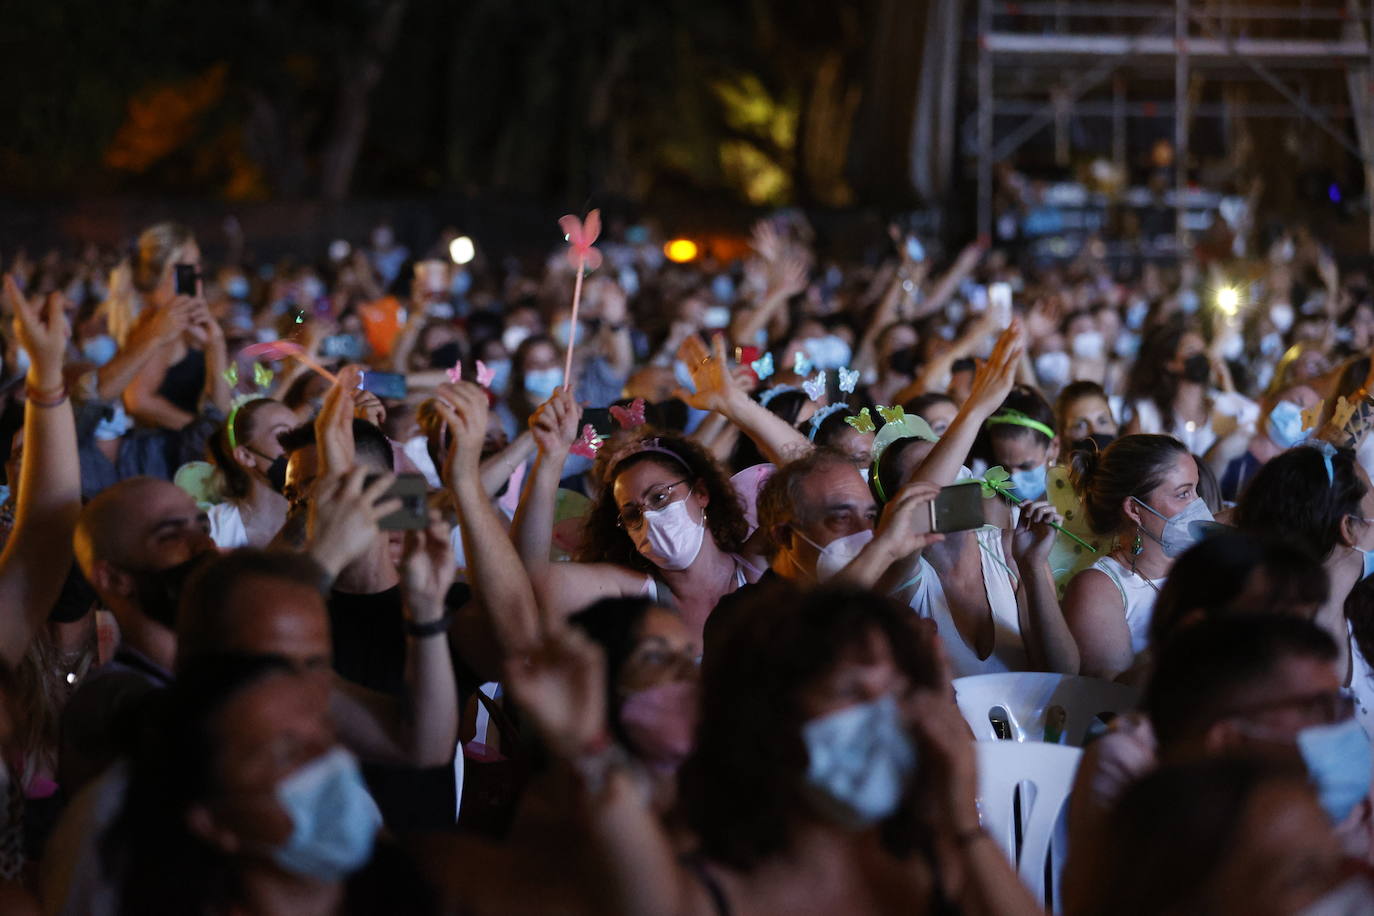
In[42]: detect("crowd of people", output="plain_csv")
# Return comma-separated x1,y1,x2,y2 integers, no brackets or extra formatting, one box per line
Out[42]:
0,206,1372,914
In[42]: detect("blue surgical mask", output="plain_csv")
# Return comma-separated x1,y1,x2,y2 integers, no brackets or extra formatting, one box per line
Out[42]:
802,693,917,829
1361,547,1374,581
1266,400,1311,449
450,268,472,297
1011,464,1048,502
1296,717,1373,824
225,275,250,300
1133,496,1215,558
552,319,586,349
82,334,118,367
484,358,512,395
94,403,134,441
1034,351,1071,389
272,748,381,881
524,367,564,403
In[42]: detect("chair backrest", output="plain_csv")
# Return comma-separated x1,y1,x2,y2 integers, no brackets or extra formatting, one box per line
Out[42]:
954,672,1139,745
976,740,1082,910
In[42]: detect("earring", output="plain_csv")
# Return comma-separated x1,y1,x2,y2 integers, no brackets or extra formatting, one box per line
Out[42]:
1132,530,1144,556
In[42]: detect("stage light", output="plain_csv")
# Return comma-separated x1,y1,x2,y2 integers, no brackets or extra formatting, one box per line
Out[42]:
449,236,475,265
1217,287,1240,316
664,239,699,263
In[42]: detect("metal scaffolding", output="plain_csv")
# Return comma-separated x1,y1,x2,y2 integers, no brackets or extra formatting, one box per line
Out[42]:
974,0,1374,252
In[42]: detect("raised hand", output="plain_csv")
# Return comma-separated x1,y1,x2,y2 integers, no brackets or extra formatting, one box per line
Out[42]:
315,365,362,477
768,252,809,301
529,387,581,457
351,387,386,427
401,509,456,625
875,480,946,557
964,319,1025,420
1011,499,1062,565
900,648,979,835
427,381,489,482
504,625,608,760
749,219,784,264
675,334,739,414
4,275,69,390
306,467,402,580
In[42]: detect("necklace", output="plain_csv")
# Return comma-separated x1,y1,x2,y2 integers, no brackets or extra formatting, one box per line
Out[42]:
1112,546,1161,593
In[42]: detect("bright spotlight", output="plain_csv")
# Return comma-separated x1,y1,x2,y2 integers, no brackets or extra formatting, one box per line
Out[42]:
664,238,699,263
449,236,475,265
1216,287,1240,316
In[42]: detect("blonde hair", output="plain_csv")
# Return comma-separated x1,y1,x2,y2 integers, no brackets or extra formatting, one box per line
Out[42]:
104,222,195,346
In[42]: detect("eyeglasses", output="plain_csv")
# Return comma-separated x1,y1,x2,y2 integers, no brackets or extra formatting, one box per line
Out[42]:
617,479,690,531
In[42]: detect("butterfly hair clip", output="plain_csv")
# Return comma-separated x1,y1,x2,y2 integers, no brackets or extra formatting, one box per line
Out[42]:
750,352,775,381
846,408,876,433
569,424,604,459
838,367,859,393
802,370,827,401
610,398,647,430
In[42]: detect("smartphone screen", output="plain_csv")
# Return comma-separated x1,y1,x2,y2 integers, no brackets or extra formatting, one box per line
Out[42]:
378,473,429,531
989,282,1013,328
913,483,987,535
359,371,407,400
321,334,363,360
174,263,199,297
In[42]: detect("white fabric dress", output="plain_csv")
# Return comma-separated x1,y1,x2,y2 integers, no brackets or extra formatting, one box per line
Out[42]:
909,535,1028,678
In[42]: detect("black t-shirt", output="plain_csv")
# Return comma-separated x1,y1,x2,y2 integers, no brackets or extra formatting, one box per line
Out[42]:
329,585,457,831
329,586,407,698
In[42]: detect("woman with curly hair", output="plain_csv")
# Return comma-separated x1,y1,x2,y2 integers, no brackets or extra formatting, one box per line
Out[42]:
513,388,763,640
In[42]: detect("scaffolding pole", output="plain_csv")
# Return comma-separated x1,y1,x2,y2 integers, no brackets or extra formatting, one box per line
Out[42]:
978,0,993,241
1175,0,1189,251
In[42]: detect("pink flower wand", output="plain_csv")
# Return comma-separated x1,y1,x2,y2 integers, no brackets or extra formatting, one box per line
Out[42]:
557,209,602,396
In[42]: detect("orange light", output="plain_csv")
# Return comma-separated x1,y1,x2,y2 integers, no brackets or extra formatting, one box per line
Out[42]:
664,238,699,263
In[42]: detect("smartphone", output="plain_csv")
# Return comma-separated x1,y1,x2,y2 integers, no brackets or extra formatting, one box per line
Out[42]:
914,483,987,534
378,473,429,531
989,282,1013,328
174,263,199,297
580,407,614,439
359,370,407,400
321,334,364,360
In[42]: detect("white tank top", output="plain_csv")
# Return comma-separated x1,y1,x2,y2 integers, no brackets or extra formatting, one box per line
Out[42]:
1087,555,1162,657
909,547,1028,678
1348,620,1374,742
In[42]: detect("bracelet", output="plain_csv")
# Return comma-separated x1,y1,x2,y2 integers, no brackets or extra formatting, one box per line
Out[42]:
403,611,453,639
25,383,67,408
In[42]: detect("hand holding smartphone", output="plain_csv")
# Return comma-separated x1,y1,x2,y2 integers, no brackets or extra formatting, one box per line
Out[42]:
910,483,988,535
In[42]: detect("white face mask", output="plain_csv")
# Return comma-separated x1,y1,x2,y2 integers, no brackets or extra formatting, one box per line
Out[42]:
634,497,705,571
1133,496,1215,558
1071,330,1105,361
1271,302,1296,333
1034,351,1072,389
802,693,917,829
796,528,874,581
501,325,532,353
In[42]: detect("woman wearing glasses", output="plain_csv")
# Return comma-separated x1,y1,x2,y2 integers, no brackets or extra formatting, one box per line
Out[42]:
513,389,763,641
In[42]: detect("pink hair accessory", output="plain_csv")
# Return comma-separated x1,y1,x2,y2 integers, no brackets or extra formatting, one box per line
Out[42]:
570,424,604,458
610,397,647,430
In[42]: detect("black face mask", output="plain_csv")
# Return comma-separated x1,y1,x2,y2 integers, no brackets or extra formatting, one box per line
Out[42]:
428,340,464,370
130,554,210,631
265,454,289,494
1180,353,1212,384
888,347,919,376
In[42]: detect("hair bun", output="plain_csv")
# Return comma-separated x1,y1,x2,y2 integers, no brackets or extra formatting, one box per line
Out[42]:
1069,444,1101,495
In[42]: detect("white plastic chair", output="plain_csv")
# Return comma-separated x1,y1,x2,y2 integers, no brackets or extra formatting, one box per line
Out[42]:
954,672,1139,746
976,740,1082,912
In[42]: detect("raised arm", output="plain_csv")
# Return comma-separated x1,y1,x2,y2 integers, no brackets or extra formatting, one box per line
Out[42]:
911,241,985,321
1010,500,1079,674
432,381,541,653
910,322,1024,488
728,251,808,349
93,297,193,402
676,334,810,466
832,480,944,590
478,430,537,499
190,304,233,415
0,278,81,668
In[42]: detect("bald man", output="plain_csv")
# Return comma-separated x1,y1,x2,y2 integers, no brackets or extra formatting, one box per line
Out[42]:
61,476,216,793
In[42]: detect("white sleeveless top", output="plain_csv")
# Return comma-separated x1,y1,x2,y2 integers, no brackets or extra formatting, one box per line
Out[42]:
909,537,1028,678
1087,555,1162,657
207,502,248,550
